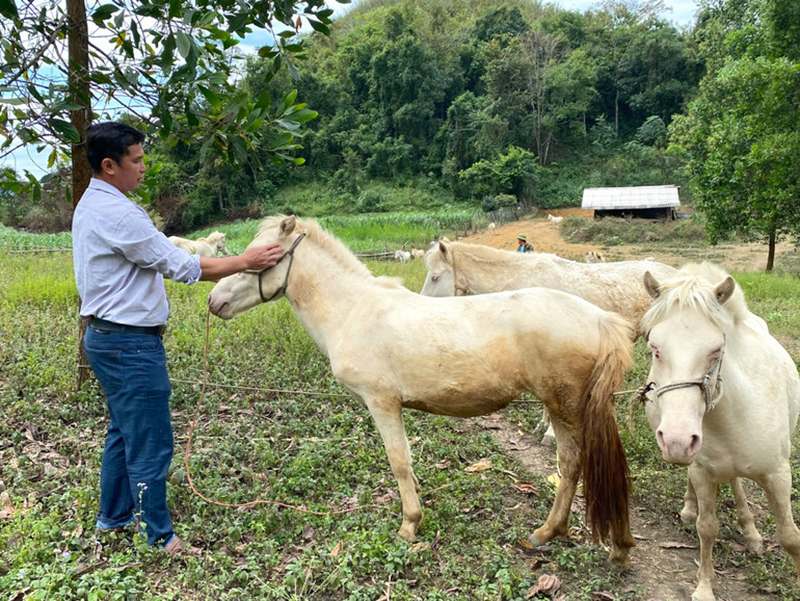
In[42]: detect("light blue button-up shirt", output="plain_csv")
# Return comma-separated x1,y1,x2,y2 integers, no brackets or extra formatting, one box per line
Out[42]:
72,178,202,327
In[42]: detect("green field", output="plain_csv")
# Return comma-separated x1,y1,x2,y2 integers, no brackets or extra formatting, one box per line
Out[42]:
1,216,799,600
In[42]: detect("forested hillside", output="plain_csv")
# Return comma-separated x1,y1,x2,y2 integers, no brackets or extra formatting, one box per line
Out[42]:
143,0,701,232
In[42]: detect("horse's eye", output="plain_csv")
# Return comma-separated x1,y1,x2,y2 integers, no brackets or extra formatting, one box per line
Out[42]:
649,344,660,360
432,275,439,283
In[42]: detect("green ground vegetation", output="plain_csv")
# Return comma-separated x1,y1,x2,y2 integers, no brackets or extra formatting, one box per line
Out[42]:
1,220,799,600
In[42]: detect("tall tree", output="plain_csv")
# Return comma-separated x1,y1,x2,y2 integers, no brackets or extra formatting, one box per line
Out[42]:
671,0,800,270
0,0,333,205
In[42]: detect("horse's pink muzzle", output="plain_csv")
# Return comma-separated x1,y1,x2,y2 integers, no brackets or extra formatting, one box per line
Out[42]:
655,428,702,466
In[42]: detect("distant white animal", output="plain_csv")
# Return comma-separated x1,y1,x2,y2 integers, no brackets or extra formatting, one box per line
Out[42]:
487,222,496,229
585,251,606,263
411,249,425,260
547,214,564,224
168,231,229,257
394,250,411,263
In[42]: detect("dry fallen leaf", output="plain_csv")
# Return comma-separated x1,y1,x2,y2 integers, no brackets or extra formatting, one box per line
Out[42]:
0,491,14,519
527,573,563,597
465,458,493,473
512,482,539,495
330,540,345,557
409,542,429,552
547,473,561,488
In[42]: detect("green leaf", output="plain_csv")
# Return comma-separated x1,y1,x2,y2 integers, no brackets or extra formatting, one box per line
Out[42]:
91,4,118,22
176,31,192,59
0,0,18,19
198,85,221,112
47,119,80,143
308,19,329,35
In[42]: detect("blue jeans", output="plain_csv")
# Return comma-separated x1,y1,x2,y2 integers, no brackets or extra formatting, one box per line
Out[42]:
84,325,174,546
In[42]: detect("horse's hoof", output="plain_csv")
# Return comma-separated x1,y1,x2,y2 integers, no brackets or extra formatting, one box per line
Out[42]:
608,549,631,570
397,525,417,543
527,532,542,547
680,508,697,524
745,537,763,555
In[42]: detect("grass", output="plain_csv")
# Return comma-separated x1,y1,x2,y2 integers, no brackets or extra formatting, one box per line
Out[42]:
1,219,799,600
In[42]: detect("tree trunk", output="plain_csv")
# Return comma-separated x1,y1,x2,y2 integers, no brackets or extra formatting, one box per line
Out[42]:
68,0,92,387
766,227,776,272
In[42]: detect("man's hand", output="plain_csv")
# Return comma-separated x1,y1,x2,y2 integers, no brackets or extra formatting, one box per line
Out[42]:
199,243,285,282
242,243,284,271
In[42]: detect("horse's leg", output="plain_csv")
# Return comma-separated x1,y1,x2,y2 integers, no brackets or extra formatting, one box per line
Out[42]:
689,468,719,601
530,419,579,545
540,407,555,447
730,477,762,554
680,476,698,523
759,468,800,584
367,401,422,542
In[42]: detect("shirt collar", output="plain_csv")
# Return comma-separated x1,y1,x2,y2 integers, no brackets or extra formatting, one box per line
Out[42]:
88,177,127,198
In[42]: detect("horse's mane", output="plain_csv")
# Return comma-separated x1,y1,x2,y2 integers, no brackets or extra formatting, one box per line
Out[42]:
446,241,572,266
640,262,749,335
257,216,400,286
203,231,224,243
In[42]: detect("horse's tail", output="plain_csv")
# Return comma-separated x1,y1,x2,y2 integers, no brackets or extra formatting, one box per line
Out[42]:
581,312,635,551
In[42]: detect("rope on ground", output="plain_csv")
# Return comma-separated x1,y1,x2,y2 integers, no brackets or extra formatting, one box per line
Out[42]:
183,308,383,515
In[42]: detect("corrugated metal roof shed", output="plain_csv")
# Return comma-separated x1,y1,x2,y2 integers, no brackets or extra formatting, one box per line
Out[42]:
581,185,680,210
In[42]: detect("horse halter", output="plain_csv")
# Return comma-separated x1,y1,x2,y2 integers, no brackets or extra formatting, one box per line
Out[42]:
642,339,726,413
245,232,307,303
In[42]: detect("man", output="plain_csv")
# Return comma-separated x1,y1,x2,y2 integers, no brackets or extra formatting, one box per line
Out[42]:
516,233,533,253
72,122,284,554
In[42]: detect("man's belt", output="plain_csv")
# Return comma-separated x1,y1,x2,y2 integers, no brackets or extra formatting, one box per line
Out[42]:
89,317,166,336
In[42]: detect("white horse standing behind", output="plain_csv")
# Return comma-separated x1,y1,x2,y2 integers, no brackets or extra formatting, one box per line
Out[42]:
168,231,229,257
209,215,637,567
421,241,676,328
394,249,411,263
640,263,800,601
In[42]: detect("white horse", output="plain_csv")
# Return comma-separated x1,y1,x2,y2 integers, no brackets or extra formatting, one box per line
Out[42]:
394,249,411,263
208,215,637,567
640,263,800,601
547,214,563,224
168,231,229,257
410,248,425,260
421,241,676,329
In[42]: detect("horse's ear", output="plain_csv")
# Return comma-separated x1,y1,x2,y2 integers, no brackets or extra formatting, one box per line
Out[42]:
280,216,297,236
715,276,736,305
438,241,449,260
643,271,661,299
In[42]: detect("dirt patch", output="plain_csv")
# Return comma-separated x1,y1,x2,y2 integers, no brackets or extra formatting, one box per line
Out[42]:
486,413,780,601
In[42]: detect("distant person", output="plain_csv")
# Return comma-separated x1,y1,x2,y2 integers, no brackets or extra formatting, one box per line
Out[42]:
72,121,285,555
517,234,533,253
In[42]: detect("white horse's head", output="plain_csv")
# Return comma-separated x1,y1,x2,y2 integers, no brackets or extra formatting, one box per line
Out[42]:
640,264,743,466
207,231,228,256
208,216,299,319
420,241,456,297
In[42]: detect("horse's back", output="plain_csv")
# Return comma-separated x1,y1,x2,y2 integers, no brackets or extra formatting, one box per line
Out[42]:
335,286,628,410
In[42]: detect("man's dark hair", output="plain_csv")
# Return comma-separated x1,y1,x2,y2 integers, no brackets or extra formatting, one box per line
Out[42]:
86,122,146,174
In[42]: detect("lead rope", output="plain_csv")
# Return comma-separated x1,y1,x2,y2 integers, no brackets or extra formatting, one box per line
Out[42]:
183,308,380,515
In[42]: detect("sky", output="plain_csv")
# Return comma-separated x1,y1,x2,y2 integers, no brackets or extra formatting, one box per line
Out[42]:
551,0,699,27
6,0,698,179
